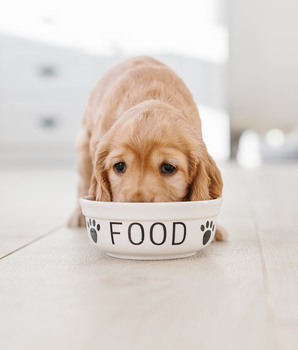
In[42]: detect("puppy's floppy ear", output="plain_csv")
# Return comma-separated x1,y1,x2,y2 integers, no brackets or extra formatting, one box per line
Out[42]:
187,142,223,201
89,141,112,202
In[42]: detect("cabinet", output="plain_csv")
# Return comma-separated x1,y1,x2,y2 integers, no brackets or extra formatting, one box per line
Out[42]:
0,34,95,157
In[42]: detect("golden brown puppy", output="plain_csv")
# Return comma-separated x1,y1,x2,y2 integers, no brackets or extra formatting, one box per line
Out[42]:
68,56,227,241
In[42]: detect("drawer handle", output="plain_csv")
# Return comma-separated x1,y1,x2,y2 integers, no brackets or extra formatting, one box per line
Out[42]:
39,65,58,77
38,116,59,129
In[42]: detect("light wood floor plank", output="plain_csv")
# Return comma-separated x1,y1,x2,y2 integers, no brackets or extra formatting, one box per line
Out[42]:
0,219,275,350
0,167,77,236
1,161,297,350
278,326,298,350
0,235,37,258
259,230,298,323
249,163,298,325
0,166,77,254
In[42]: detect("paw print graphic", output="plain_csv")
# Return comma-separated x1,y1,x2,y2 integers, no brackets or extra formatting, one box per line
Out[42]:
201,221,215,245
86,218,100,243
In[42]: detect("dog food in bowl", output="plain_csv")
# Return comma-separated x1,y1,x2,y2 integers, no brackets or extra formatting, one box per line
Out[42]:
80,195,223,260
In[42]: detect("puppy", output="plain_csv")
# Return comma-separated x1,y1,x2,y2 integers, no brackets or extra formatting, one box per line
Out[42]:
68,56,227,241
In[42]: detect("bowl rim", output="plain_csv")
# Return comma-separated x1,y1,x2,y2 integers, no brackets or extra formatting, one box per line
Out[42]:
80,196,223,221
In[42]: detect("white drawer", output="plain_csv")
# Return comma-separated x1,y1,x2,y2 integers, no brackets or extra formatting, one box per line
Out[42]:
0,102,85,144
0,50,95,89
0,87,91,105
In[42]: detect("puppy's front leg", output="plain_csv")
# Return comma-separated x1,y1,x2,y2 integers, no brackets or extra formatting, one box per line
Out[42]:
68,128,93,227
213,224,228,241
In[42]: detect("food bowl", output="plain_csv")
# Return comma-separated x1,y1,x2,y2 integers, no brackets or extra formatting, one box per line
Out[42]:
79,196,223,260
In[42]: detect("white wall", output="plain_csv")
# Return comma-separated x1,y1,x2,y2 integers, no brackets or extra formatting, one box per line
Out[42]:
0,34,229,162
229,0,298,134
0,0,230,162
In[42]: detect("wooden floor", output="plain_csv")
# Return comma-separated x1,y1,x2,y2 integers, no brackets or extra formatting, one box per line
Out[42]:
0,161,298,350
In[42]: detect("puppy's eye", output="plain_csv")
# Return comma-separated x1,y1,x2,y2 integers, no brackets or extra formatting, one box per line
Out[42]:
161,163,176,174
114,162,126,173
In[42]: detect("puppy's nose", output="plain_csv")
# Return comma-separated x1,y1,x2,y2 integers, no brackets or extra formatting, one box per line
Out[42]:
128,191,152,203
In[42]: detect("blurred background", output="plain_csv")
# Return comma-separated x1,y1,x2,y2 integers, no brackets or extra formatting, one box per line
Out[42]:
0,0,297,167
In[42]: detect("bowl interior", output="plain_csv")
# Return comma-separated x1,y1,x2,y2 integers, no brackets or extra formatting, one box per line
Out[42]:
80,196,223,221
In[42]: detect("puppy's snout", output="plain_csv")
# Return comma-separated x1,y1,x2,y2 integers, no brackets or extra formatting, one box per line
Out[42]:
126,190,153,203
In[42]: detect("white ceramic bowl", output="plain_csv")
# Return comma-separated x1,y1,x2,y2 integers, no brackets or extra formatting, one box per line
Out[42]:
80,196,223,260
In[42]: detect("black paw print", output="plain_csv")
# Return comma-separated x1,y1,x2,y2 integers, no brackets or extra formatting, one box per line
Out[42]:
201,221,215,245
87,218,100,243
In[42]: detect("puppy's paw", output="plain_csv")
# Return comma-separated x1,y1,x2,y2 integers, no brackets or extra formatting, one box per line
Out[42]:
213,224,228,242
67,207,86,227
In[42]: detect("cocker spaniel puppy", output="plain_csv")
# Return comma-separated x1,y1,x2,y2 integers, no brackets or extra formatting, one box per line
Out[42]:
68,56,227,241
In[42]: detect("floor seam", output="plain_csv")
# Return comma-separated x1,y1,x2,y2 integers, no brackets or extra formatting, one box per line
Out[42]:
0,225,65,260
250,203,281,350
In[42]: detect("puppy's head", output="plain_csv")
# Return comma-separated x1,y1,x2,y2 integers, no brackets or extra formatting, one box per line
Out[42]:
90,101,223,202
